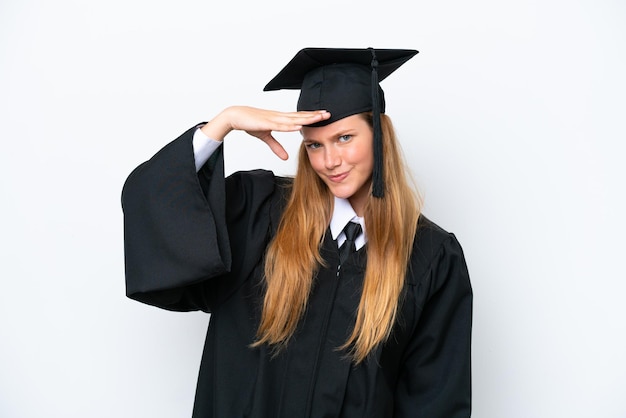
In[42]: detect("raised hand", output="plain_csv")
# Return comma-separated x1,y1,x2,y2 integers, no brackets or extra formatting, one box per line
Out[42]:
200,106,331,160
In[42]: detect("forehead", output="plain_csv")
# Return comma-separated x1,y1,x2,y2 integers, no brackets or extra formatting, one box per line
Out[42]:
301,114,371,139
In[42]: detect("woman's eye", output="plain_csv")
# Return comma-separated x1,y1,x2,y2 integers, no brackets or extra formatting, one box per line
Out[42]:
306,142,321,149
338,135,352,142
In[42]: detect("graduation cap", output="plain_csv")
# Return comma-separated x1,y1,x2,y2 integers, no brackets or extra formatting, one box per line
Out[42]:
264,47,418,198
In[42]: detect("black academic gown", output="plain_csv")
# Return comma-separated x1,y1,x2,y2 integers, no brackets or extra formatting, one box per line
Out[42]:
122,126,473,417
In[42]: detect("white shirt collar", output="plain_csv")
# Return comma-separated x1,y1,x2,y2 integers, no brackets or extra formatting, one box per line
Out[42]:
329,197,367,249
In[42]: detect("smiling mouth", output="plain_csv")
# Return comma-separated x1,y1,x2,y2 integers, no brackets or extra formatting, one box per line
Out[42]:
328,172,349,183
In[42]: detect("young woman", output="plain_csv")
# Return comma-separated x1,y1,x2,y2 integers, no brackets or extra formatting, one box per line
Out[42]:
122,48,472,417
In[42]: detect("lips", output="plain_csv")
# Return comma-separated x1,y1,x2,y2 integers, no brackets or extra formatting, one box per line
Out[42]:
327,172,349,183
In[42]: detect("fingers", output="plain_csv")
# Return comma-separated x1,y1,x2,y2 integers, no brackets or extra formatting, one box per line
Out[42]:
255,110,330,160
294,110,331,125
215,106,331,160
270,110,331,132
226,106,330,133
259,134,289,160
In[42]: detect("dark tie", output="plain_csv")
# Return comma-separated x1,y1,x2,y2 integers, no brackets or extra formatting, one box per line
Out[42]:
339,222,362,264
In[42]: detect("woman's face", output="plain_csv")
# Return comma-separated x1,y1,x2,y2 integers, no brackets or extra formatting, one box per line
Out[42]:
301,114,374,216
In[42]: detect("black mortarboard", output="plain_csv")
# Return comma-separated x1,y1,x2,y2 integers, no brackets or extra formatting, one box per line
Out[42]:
264,47,418,198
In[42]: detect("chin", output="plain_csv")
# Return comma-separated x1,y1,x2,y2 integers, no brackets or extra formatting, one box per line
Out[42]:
330,191,353,200
326,185,356,200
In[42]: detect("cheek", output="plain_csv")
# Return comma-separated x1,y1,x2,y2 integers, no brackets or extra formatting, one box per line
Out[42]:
347,143,374,170
306,152,324,173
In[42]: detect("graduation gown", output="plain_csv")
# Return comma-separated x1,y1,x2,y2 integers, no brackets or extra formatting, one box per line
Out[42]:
122,126,473,417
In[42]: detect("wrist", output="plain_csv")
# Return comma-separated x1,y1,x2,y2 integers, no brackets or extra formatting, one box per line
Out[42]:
200,109,234,141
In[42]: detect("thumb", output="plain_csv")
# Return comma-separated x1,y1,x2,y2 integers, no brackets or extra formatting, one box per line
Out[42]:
259,134,289,161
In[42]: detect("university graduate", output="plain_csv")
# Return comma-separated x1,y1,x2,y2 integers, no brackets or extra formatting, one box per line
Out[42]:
122,47,473,417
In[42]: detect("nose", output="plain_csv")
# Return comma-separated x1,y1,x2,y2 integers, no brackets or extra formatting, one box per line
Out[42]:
324,145,341,170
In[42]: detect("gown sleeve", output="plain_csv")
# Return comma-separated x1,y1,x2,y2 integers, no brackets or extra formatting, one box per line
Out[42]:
121,125,278,313
395,230,473,417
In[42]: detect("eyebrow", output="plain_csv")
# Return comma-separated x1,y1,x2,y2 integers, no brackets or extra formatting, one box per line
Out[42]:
302,128,358,143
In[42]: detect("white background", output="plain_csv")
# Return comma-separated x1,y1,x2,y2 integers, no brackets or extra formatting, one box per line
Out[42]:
1,0,625,417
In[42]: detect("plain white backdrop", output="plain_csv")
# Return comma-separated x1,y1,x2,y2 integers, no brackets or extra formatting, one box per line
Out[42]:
1,0,625,416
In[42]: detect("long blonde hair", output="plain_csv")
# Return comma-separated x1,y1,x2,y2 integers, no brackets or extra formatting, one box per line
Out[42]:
253,113,420,363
